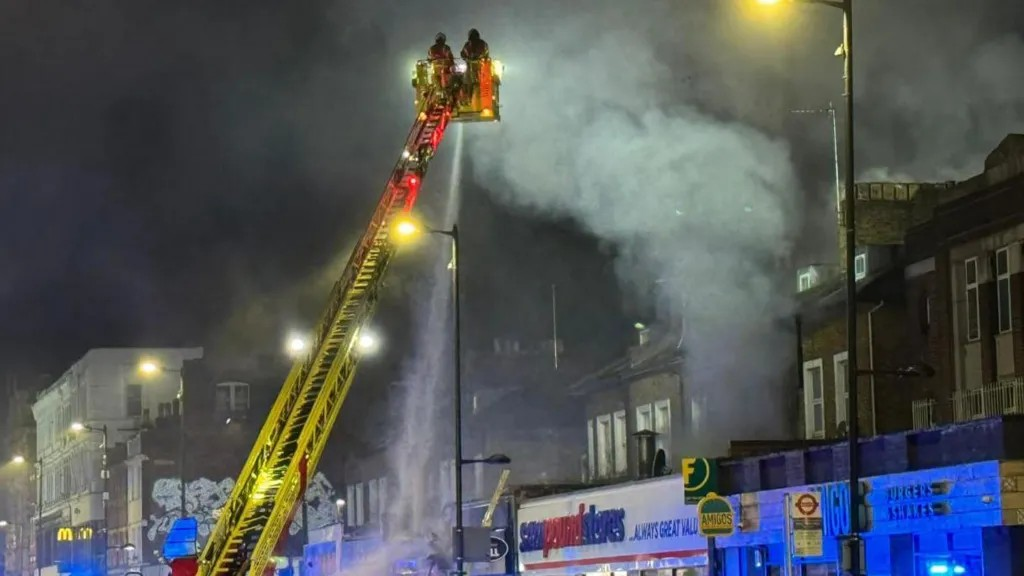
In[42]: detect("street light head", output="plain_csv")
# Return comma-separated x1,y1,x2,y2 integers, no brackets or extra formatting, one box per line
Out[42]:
356,331,381,354
0,521,8,528
286,334,309,358
122,543,136,552
392,216,423,243
70,422,86,433
11,455,25,465
335,498,346,507
484,453,512,465
138,360,160,376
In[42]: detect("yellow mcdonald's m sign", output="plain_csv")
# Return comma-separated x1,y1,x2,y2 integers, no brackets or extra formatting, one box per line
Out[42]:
56,527,94,541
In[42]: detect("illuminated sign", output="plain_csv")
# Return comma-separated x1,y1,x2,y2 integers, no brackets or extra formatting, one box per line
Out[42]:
629,516,699,541
56,527,94,542
518,503,626,558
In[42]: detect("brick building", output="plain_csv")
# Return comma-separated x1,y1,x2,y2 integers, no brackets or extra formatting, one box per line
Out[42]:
796,134,1024,441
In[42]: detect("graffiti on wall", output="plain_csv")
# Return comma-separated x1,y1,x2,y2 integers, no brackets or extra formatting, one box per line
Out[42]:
148,473,339,544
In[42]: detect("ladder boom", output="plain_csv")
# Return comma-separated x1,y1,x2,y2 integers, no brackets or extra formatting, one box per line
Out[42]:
199,95,452,576
165,51,503,576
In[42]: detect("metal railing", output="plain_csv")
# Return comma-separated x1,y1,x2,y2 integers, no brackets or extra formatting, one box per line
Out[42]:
912,376,1024,429
911,398,935,430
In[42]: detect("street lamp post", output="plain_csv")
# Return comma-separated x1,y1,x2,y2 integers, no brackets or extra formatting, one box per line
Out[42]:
759,0,857,571
139,361,187,516
71,423,110,576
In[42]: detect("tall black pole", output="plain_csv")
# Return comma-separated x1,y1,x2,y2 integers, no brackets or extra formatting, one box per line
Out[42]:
36,459,42,576
101,426,109,576
452,224,465,576
842,1,861,574
178,370,187,517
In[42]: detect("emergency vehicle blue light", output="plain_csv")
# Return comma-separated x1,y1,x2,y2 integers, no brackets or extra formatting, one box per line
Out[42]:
927,563,966,575
163,517,199,560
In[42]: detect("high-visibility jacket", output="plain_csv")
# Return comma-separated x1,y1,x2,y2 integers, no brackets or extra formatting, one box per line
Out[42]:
428,43,454,62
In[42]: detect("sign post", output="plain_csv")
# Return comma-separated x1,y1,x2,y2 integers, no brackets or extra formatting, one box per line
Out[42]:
789,492,824,558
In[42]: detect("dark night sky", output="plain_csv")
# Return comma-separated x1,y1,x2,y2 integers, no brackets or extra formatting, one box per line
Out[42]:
2,0,1023,377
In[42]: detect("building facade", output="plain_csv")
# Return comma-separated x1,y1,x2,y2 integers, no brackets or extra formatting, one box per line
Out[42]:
30,348,203,576
796,133,1024,442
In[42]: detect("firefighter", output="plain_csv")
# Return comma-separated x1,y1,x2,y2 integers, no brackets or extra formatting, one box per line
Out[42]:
460,28,489,60
459,29,489,105
427,32,455,98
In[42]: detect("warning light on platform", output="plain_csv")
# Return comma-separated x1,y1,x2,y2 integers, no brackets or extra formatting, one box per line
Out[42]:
408,176,419,187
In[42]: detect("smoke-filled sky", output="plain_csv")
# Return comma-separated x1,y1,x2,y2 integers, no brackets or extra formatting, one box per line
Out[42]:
1,0,1023,382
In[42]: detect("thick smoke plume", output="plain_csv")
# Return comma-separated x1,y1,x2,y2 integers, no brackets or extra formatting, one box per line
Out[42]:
471,12,801,452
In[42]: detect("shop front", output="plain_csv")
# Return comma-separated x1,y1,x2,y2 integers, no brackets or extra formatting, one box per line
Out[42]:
517,477,707,576
713,460,1021,575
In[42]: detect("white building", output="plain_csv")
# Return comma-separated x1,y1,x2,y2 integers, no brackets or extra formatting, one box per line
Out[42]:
31,347,203,576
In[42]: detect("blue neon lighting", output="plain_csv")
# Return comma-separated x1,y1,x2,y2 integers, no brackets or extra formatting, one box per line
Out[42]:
927,564,950,575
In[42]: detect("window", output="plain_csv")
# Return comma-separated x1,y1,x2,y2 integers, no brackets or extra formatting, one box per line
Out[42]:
654,400,671,456
798,272,813,292
215,382,251,413
595,415,612,477
368,479,379,524
612,411,627,474
377,477,388,525
586,419,595,479
638,328,650,346
636,404,653,432
833,352,848,435
965,257,980,341
803,360,825,439
854,253,867,280
354,482,364,526
125,384,142,417
997,247,1012,333
346,485,355,525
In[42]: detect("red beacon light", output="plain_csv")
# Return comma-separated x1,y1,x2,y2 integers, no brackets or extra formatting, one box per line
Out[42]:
408,175,419,187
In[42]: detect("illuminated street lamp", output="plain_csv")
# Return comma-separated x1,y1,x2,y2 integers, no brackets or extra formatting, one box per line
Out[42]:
137,359,187,516
392,214,509,575
286,334,309,357
356,331,381,354
10,455,25,465
757,0,859,571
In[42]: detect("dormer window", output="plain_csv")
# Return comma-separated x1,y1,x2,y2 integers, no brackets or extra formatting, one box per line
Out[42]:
798,273,813,292
854,254,867,280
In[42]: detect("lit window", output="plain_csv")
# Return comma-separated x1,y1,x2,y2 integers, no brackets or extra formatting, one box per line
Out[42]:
965,257,980,341
854,254,867,280
653,400,671,457
586,419,595,479
612,411,627,474
798,273,813,292
595,414,612,478
803,360,825,439
996,248,1012,333
833,352,848,435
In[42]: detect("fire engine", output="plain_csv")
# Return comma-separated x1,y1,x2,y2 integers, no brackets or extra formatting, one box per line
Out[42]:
162,51,503,576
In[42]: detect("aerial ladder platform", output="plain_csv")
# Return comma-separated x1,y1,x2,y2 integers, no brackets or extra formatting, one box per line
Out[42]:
163,54,503,576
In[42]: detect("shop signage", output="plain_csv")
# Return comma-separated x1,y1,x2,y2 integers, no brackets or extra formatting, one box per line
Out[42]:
519,503,626,558
697,493,734,537
629,516,699,541
788,492,823,557
57,527,94,542
682,457,718,503
488,536,509,561
882,481,951,522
